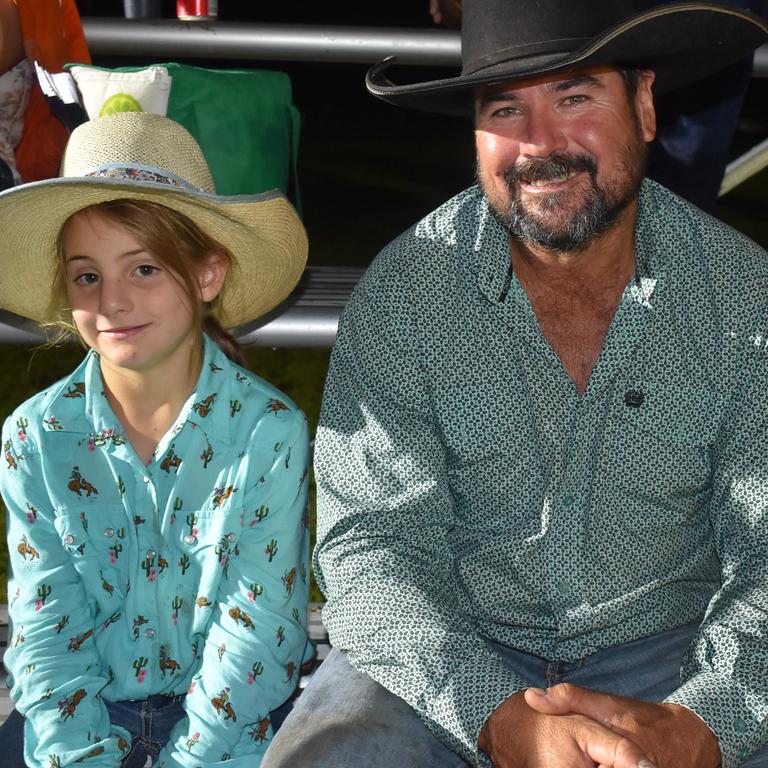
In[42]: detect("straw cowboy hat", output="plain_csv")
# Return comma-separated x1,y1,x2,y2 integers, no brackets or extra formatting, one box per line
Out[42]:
0,111,308,327
367,0,768,114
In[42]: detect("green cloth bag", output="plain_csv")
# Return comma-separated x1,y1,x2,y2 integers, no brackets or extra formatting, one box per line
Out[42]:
68,62,301,211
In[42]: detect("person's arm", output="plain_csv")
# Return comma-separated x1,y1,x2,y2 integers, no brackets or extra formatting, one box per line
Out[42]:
158,407,310,767
660,351,768,767
1,416,129,766
519,348,768,767
314,278,530,765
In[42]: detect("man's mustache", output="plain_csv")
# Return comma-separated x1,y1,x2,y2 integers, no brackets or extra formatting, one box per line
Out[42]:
503,153,597,185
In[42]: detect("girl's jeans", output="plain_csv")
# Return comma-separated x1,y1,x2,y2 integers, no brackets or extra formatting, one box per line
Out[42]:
0,691,295,767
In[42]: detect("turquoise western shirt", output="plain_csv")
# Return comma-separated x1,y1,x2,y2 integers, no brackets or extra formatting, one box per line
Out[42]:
1,335,310,767
314,180,768,767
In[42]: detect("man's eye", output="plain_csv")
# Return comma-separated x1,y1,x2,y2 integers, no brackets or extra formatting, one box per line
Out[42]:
564,95,588,106
493,106,522,117
74,272,99,285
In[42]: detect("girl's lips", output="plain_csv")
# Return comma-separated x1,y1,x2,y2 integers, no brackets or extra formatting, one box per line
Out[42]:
98,324,148,339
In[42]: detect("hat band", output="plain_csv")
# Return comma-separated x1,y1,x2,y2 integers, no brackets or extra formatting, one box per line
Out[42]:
80,162,204,192
465,36,591,75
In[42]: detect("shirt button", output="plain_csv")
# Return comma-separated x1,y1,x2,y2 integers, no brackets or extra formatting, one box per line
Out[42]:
146,549,156,560
104,528,115,538
226,533,236,543
145,628,155,639
63,534,75,545
557,581,572,596
740,746,752,760
143,477,150,484
624,389,645,408
563,495,575,508
184,534,197,545
735,717,749,733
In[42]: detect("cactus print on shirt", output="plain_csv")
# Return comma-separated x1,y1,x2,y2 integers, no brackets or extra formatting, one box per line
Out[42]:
314,180,768,768
1,335,311,767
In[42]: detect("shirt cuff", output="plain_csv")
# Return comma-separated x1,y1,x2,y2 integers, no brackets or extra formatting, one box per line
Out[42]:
665,671,767,767
423,648,529,766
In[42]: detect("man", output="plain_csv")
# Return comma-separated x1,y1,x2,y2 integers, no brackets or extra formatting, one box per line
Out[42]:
263,2,768,766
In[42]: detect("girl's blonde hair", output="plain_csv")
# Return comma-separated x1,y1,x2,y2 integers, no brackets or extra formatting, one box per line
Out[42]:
47,199,245,366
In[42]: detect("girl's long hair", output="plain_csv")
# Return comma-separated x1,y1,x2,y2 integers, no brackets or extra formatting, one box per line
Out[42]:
47,199,246,367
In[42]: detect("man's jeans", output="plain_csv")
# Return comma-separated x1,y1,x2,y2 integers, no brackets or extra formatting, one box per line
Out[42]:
262,622,768,768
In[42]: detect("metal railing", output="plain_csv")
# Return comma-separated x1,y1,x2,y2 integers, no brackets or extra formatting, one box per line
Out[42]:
0,267,364,348
81,17,462,65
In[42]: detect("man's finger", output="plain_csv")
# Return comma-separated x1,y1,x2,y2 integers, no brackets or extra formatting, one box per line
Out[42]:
582,731,655,768
525,683,620,724
577,718,656,768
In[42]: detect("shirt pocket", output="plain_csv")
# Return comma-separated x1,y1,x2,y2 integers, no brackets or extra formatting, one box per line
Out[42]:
443,391,543,534
171,506,245,633
597,383,722,528
54,503,130,606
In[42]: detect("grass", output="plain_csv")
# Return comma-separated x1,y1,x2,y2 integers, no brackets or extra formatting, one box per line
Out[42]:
0,343,330,603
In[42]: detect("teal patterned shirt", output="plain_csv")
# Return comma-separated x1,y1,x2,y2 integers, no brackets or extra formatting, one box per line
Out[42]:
314,180,768,768
1,335,310,767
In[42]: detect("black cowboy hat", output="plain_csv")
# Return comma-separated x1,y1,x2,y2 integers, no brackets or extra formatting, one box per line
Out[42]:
367,0,768,114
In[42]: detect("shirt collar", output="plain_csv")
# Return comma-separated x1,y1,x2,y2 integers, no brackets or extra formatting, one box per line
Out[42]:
466,180,665,309
466,189,515,305
40,334,234,447
181,334,234,445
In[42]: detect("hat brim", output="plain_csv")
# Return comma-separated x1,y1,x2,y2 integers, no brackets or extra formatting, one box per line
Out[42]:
0,177,308,328
367,4,768,114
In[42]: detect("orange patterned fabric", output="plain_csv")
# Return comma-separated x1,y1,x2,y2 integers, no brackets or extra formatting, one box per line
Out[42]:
14,0,91,182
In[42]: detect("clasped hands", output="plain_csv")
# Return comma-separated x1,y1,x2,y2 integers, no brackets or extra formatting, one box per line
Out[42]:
478,683,721,768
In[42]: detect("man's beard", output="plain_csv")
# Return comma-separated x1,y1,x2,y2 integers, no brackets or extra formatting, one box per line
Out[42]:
479,142,647,253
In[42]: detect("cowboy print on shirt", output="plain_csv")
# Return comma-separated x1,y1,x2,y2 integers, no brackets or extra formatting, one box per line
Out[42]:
1,335,311,767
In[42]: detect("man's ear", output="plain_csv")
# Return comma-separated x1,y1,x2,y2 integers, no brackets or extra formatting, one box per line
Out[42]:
635,69,657,143
198,251,229,303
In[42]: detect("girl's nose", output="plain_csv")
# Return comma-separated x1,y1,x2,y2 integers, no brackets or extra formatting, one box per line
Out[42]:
99,278,132,316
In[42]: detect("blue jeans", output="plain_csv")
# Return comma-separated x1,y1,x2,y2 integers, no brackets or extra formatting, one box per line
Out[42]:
0,691,297,767
0,694,185,768
262,622,768,767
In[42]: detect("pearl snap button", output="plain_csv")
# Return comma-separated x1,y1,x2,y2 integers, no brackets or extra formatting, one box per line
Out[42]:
104,528,115,538
63,534,75,545
184,534,197,545
145,628,155,639
227,533,236,542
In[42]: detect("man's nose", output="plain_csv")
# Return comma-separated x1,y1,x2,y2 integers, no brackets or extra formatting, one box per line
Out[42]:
518,109,567,158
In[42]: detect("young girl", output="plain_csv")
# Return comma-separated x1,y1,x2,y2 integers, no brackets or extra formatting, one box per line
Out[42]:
0,111,311,767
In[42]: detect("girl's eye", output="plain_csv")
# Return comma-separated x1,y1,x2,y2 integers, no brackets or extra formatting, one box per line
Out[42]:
135,264,159,277
73,272,99,286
